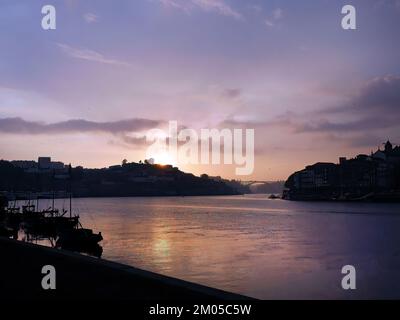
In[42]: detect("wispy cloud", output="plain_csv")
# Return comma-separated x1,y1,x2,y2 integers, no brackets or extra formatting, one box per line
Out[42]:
83,12,99,23
155,0,243,20
265,8,283,28
193,0,243,20
57,43,132,67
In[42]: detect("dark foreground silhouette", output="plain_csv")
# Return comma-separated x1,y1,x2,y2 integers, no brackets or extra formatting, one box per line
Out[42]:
0,237,251,300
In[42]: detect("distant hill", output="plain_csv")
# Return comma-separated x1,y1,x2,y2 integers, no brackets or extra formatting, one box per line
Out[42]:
0,160,241,198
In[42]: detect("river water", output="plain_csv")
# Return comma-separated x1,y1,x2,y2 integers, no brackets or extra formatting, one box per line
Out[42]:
22,195,400,299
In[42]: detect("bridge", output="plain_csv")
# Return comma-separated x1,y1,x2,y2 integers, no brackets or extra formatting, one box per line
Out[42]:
241,181,270,186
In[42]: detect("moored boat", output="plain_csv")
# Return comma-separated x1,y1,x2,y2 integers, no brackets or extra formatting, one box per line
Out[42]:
56,227,103,248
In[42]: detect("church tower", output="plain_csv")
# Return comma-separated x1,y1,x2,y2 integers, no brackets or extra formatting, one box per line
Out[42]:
384,140,393,153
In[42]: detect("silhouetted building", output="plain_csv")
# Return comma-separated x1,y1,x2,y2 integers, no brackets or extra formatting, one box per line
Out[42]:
284,141,400,201
11,160,37,172
11,157,65,173
38,157,51,170
51,161,65,170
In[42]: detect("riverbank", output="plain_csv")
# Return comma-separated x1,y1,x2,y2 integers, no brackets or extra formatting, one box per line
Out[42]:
0,237,251,300
282,191,400,202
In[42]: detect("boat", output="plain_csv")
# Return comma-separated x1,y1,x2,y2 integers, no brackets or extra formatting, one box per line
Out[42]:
21,204,45,221
56,227,103,248
54,190,103,256
268,194,280,199
22,193,80,236
41,208,80,230
2,191,103,257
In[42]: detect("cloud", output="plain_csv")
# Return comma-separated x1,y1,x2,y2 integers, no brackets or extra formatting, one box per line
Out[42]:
221,118,270,128
220,111,296,129
155,0,243,20
264,19,275,27
192,0,243,20
0,117,163,136
323,75,400,114
220,88,241,99
219,75,400,149
83,13,99,23
264,8,283,28
119,134,148,146
294,116,399,133
351,75,400,114
255,75,400,135
57,43,132,67
157,0,189,11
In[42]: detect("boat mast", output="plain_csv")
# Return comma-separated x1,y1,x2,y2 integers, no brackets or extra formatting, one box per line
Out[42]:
69,163,72,218
52,191,55,213
69,191,72,218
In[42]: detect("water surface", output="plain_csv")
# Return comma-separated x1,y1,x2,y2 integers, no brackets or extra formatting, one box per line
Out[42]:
23,195,400,299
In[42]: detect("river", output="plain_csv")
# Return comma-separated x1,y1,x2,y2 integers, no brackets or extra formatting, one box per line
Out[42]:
19,194,400,299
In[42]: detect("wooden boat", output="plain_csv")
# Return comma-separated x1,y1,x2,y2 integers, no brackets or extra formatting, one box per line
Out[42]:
3,191,103,257
56,227,103,249
22,193,79,236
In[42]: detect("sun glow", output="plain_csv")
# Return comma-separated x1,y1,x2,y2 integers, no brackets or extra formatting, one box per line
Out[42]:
152,151,175,166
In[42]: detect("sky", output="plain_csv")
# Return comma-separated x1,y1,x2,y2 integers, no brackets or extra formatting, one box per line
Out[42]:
1,0,400,180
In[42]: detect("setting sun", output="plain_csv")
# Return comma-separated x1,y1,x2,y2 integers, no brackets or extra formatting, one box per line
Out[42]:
152,152,175,166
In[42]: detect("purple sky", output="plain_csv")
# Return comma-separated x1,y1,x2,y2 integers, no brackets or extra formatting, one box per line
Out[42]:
1,0,400,180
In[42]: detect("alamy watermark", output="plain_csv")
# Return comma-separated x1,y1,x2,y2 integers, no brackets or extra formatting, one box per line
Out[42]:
41,265,56,290
341,5,357,30
341,265,356,290
41,5,56,30
145,121,255,176
40,4,357,31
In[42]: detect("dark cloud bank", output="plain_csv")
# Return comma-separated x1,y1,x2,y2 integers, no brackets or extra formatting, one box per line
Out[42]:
220,75,400,148
0,117,162,135
300,75,400,133
226,75,399,142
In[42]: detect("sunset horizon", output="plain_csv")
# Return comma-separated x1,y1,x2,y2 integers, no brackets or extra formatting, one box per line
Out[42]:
2,0,400,181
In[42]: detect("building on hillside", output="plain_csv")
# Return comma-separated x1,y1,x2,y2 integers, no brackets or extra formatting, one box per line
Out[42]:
284,141,400,200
